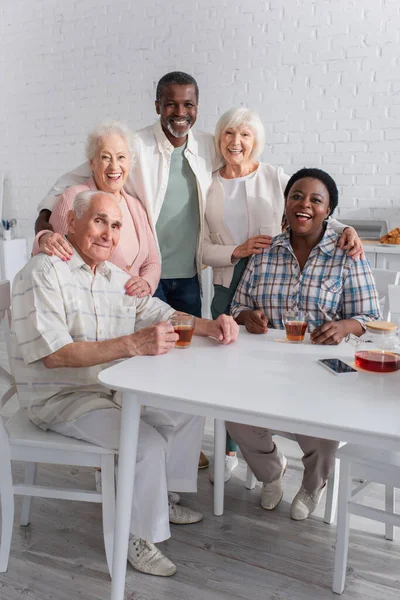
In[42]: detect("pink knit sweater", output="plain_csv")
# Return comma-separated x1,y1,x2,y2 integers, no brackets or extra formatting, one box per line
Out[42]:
33,178,161,294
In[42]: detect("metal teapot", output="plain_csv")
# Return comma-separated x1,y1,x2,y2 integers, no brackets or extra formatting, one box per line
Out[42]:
346,321,400,373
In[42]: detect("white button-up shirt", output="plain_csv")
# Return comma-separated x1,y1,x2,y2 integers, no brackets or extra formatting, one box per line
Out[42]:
10,250,174,429
38,120,218,285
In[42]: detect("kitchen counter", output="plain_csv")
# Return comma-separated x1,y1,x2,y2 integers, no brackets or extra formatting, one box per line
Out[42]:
361,240,400,270
362,240,400,253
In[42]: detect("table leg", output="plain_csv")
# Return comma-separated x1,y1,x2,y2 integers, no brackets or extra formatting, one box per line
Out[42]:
111,393,141,600
213,418,226,516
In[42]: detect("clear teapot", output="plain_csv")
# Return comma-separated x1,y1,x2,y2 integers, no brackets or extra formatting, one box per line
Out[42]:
346,321,400,373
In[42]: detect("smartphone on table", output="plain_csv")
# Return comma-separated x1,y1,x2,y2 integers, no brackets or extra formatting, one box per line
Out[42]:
317,358,357,375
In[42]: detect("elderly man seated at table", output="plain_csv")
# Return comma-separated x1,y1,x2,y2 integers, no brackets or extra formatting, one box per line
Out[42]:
11,190,238,577
228,168,381,521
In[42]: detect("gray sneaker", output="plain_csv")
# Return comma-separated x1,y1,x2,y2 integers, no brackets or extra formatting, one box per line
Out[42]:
260,455,288,510
127,535,176,577
290,484,326,520
168,502,203,524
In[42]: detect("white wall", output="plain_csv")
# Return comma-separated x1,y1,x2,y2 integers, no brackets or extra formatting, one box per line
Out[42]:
2,0,400,239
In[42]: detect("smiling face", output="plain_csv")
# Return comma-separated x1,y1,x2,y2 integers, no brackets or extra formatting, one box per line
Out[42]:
155,84,198,142
67,194,122,269
90,134,131,196
219,124,256,168
285,177,331,237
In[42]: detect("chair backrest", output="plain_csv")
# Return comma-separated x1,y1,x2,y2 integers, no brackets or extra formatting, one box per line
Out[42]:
371,268,400,320
0,281,13,465
0,279,11,314
0,412,12,502
388,284,400,326
0,412,11,453
0,280,16,410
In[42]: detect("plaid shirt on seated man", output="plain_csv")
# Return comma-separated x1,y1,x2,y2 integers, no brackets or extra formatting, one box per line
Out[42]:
230,225,381,329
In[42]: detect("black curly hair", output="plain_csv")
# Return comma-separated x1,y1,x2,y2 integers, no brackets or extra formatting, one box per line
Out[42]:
284,168,339,215
156,72,199,103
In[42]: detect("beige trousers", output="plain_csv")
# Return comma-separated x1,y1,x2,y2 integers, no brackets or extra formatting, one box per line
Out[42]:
226,422,339,493
52,407,204,543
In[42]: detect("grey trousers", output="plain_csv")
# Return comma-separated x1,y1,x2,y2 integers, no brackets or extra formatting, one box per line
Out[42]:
226,422,339,493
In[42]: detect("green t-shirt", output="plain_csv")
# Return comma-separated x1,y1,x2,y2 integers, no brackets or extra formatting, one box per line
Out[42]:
156,143,200,279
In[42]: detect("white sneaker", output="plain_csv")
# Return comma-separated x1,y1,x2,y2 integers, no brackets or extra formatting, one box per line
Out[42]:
209,454,239,483
290,484,326,521
168,502,203,524
127,534,176,576
260,455,288,510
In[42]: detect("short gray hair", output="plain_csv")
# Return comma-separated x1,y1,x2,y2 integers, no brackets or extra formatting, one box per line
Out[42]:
214,108,266,162
85,120,134,161
73,190,117,219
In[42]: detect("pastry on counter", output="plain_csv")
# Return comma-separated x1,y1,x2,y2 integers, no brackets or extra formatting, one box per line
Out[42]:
380,228,400,244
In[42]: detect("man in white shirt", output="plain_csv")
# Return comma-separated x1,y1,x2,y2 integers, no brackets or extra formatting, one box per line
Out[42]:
35,72,216,319
13,190,238,576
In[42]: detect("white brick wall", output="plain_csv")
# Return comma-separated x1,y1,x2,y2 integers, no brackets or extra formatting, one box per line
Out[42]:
1,0,400,238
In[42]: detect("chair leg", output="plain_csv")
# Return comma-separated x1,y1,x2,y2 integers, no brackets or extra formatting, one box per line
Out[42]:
20,463,37,527
213,419,226,516
324,457,340,524
101,454,116,577
245,466,257,490
385,486,395,541
332,460,352,594
0,453,14,573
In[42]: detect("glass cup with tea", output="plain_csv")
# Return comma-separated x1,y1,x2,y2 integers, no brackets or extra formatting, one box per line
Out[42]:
283,311,309,343
170,314,195,349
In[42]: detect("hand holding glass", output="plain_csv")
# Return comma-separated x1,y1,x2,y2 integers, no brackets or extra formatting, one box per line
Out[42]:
170,314,195,349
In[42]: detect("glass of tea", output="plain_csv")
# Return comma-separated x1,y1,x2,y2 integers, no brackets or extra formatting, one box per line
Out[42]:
283,311,309,343
170,314,195,349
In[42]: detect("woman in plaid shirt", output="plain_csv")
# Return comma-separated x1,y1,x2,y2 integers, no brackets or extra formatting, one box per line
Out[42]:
228,168,381,521
203,108,365,484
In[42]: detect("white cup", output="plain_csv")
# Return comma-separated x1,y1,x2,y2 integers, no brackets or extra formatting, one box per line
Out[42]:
2,230,12,241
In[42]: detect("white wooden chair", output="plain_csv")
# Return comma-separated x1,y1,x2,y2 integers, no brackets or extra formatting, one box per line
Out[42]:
332,444,399,594
371,268,400,320
332,287,400,593
388,284,400,325
0,280,116,575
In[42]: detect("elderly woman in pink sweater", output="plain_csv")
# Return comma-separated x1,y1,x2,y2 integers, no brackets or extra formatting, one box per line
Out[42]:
33,121,160,297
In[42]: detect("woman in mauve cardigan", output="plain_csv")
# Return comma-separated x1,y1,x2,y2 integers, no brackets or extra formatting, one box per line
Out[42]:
33,121,160,297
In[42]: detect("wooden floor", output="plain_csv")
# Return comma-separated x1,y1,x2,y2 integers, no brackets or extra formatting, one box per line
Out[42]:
1,424,399,600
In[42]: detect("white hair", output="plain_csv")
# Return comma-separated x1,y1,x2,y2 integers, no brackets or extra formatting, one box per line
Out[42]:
85,120,134,161
214,107,266,163
72,190,117,219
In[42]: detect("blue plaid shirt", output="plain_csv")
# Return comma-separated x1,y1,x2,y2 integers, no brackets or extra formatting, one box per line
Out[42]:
231,225,381,330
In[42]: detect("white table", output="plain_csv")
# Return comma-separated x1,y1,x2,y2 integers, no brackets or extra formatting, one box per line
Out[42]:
98,329,400,600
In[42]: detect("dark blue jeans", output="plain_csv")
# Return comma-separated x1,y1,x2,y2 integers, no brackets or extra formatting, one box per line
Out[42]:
154,275,202,318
